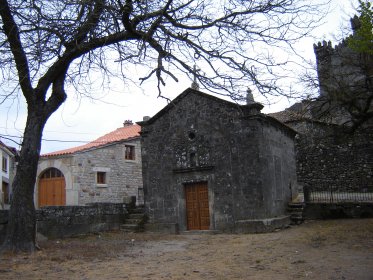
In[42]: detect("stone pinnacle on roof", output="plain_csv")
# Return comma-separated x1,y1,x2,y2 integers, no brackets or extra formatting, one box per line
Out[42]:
246,87,255,105
244,87,264,114
191,64,200,90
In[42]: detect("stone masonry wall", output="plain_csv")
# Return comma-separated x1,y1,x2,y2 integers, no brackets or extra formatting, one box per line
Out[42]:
292,121,373,193
0,210,8,241
72,139,143,205
0,203,127,241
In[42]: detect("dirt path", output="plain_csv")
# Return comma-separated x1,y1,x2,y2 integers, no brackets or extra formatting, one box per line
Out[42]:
1,219,373,279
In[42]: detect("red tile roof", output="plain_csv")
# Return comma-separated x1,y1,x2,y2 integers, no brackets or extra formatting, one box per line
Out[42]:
42,124,141,157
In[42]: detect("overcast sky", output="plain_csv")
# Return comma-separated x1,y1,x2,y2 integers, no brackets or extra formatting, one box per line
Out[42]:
0,0,359,154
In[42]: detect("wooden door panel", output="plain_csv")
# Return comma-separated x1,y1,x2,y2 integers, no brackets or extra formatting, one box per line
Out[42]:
39,182,44,206
186,186,200,230
198,184,210,229
53,178,66,205
38,177,66,207
185,182,210,230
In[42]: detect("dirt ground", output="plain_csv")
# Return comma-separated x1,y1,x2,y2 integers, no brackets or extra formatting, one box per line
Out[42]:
0,219,372,280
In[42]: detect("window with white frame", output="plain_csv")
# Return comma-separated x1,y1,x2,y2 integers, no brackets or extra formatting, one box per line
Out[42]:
2,156,7,173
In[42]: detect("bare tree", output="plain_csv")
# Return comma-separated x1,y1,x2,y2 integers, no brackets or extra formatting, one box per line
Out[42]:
0,0,323,252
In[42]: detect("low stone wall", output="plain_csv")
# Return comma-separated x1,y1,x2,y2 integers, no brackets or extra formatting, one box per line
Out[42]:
304,203,373,219
0,210,8,243
0,203,128,242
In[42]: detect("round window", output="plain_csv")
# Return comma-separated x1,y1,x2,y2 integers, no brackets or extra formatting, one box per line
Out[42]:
188,131,196,140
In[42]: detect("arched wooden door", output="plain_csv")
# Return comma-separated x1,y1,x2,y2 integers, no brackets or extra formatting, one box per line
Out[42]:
38,168,66,207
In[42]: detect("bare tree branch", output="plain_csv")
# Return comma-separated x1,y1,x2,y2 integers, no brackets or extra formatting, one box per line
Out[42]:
0,0,33,99
0,0,327,253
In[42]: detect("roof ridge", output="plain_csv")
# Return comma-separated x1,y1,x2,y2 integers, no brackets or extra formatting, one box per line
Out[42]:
42,124,141,157
139,87,244,126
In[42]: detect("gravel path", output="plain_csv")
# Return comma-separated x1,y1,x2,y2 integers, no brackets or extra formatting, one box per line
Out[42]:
1,219,373,279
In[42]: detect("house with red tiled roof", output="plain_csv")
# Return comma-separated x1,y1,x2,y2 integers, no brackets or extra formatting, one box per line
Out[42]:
1,140,18,209
35,121,143,208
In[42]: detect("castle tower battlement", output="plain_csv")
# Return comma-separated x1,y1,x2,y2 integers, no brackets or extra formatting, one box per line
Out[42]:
313,16,368,97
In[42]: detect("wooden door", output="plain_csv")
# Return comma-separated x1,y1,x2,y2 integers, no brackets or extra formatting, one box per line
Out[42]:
2,182,9,204
38,168,66,207
185,182,210,230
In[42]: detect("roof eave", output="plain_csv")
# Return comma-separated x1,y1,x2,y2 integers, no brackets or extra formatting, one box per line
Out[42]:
41,135,140,158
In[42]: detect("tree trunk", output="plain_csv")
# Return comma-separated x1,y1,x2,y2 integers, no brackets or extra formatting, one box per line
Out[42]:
1,110,47,253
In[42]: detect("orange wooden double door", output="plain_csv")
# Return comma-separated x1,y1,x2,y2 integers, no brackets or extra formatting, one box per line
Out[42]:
38,168,66,207
185,182,210,230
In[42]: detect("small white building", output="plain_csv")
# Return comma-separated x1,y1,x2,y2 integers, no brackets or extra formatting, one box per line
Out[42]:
1,140,17,209
36,121,143,208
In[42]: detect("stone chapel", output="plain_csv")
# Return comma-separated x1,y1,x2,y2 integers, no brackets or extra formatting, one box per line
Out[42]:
138,88,298,233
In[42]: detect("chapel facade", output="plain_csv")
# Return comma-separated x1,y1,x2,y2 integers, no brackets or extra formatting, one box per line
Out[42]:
139,88,298,233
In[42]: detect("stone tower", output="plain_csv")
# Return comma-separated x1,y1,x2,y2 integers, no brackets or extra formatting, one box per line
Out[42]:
313,16,373,125
313,16,368,98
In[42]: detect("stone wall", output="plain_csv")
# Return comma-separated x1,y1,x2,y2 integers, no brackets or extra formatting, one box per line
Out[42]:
0,210,8,242
304,203,373,219
0,203,127,242
292,121,373,193
72,139,143,205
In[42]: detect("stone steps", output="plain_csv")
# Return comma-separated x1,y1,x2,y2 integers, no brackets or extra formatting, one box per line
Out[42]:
121,224,139,232
287,202,305,225
128,213,145,220
125,218,143,224
120,206,146,233
130,207,145,214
